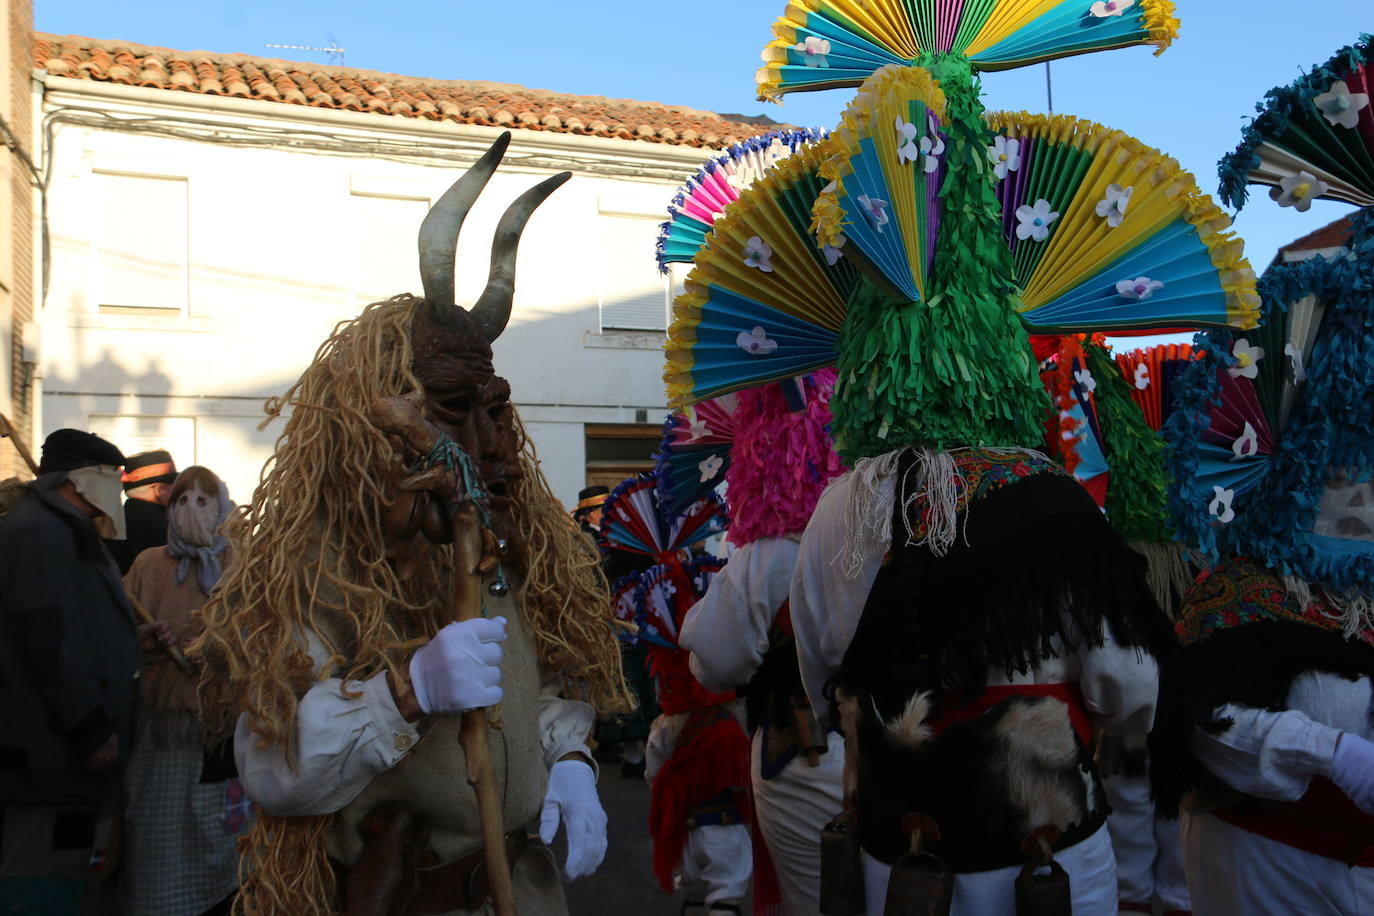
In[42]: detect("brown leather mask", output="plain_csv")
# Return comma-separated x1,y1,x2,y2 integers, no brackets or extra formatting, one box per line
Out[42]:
401,132,570,554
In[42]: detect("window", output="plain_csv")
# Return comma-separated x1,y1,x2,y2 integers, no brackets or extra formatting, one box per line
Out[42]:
94,172,189,313
584,423,661,491
350,192,429,308
598,214,670,332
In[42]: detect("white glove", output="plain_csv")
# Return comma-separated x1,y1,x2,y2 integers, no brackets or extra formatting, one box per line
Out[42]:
1332,732,1374,815
538,759,607,879
408,617,506,715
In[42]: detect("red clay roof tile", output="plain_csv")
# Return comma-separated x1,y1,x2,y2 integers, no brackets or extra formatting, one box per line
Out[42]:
35,33,783,150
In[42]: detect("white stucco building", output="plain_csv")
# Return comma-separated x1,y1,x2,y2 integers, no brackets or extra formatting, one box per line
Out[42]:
34,34,778,505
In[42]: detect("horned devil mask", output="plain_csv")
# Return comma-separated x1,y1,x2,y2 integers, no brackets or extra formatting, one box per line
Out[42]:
390,132,570,553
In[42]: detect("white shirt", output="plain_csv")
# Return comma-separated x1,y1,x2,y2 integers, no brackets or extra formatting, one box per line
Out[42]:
234,626,595,817
1191,671,1371,801
789,464,1159,731
680,536,800,692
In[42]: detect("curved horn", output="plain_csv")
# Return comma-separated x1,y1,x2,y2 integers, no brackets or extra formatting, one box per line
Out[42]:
470,171,572,342
417,132,512,326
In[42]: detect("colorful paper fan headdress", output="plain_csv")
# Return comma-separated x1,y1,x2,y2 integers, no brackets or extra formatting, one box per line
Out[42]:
1166,212,1374,598
755,0,1179,102
658,129,827,272
665,52,1258,460
599,474,727,563
599,478,733,713
1218,35,1374,212
1167,34,1374,601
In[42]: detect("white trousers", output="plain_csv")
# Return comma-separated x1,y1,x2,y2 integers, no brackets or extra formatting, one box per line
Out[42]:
1182,810,1374,915
752,730,846,916
1103,773,1190,910
860,822,1119,915
679,823,753,905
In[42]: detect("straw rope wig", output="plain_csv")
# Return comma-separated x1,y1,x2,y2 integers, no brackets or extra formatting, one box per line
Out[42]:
192,134,629,916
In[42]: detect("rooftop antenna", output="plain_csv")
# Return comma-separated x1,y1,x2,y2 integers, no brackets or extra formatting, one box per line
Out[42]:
265,34,346,66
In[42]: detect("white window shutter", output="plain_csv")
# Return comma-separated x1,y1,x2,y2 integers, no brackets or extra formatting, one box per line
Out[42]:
598,214,669,331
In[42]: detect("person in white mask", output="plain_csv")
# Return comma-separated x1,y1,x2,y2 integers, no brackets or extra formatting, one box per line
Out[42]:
0,429,143,914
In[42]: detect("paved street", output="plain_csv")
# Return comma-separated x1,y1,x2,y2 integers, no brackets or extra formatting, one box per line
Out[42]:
559,764,666,914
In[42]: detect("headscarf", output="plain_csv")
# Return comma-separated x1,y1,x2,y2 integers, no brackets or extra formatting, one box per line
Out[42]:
167,471,232,594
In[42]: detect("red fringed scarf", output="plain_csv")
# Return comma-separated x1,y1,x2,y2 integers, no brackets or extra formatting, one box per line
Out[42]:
648,706,780,911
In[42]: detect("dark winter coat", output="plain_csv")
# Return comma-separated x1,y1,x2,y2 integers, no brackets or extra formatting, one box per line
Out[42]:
105,496,168,575
0,474,141,793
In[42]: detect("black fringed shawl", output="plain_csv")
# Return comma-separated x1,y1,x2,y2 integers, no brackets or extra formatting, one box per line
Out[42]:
830,448,1177,867
834,449,1168,707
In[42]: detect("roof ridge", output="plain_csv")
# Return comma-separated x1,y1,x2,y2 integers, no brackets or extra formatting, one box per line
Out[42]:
34,31,782,145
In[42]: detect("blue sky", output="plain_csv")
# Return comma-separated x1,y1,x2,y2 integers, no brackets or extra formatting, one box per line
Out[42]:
36,1,1368,270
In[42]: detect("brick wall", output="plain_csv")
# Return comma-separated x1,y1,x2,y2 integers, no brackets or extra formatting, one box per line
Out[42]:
3,0,32,478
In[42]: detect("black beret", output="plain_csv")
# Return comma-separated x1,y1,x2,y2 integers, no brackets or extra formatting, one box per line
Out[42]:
38,429,126,474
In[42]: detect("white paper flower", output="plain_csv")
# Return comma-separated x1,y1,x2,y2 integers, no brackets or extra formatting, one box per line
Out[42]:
1074,368,1097,396
1094,183,1133,228
686,417,711,440
794,36,831,68
1015,198,1059,242
857,194,890,232
896,117,920,166
698,454,724,483
1270,171,1329,212
1209,485,1236,524
822,235,846,266
1090,0,1135,16
1313,79,1370,130
1134,363,1151,389
736,326,778,355
1116,276,1164,300
1231,421,1259,460
1228,338,1264,379
988,136,1021,180
1284,342,1308,383
743,236,774,272
919,133,945,174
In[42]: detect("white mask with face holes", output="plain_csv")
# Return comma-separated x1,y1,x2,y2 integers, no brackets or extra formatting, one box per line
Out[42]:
170,487,220,547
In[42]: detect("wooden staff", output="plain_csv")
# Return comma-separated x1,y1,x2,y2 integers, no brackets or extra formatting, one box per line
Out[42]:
127,593,195,674
450,502,517,916
0,412,39,476
370,394,516,916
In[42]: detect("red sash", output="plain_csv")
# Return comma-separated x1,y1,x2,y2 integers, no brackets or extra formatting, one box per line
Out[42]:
1213,777,1374,867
